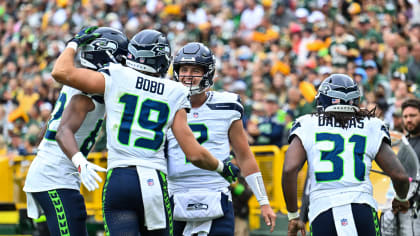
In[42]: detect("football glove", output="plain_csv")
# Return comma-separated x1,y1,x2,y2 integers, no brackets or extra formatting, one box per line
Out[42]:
72,152,106,191
219,156,240,183
68,26,101,47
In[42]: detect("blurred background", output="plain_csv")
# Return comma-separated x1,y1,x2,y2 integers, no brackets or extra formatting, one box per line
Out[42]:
0,0,420,235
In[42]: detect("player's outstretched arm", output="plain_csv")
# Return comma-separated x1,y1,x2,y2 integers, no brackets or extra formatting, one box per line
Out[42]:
375,140,410,211
282,136,307,236
52,26,105,94
229,119,277,232
171,108,239,182
56,94,106,191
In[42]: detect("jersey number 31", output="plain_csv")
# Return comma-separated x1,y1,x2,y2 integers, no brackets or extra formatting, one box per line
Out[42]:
315,133,367,182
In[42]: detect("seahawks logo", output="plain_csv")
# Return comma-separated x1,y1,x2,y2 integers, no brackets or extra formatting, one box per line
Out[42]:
92,39,118,53
152,45,170,56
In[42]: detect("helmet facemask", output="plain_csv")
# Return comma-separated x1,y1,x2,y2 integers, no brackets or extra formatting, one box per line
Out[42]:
173,42,215,96
174,64,214,95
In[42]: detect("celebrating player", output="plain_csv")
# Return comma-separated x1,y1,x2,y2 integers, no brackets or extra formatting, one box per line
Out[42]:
167,42,276,235
23,27,128,236
51,27,239,235
282,74,410,236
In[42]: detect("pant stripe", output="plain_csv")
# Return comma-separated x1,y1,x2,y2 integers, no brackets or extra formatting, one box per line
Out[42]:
102,169,113,236
47,190,70,236
372,207,381,236
159,170,173,236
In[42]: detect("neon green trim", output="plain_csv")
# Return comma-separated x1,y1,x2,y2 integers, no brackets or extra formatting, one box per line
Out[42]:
102,170,113,236
33,214,46,223
159,171,173,236
48,190,70,236
372,207,380,236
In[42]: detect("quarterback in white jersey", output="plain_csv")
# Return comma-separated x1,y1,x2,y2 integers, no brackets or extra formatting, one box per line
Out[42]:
23,25,129,236
282,74,410,236
51,28,239,236
168,42,276,236
167,91,241,191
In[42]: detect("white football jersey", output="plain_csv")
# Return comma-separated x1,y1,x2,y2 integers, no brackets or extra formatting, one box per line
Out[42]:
24,85,105,192
101,63,190,173
289,114,391,223
167,91,243,193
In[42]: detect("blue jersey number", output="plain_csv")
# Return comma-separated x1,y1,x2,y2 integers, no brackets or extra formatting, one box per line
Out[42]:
185,123,208,163
45,93,67,141
118,94,169,150
315,133,367,182
80,119,104,156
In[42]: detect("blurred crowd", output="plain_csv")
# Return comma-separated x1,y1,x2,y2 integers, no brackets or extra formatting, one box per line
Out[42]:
1,0,420,158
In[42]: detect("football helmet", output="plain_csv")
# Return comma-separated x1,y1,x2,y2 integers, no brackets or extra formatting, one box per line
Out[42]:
173,42,215,95
125,29,171,77
80,27,129,70
316,74,361,113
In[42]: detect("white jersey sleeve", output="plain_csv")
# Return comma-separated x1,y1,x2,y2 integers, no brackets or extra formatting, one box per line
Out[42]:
167,91,243,192
102,63,190,173
288,114,390,223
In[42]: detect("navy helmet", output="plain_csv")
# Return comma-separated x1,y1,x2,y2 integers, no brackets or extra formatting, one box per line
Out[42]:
173,42,215,95
125,29,171,77
80,27,129,70
316,74,361,113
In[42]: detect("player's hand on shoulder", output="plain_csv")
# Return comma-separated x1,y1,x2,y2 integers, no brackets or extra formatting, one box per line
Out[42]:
72,152,106,191
68,26,101,47
287,218,306,236
261,204,277,232
219,156,240,183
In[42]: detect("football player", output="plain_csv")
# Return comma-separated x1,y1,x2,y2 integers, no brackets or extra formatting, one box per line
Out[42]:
282,74,410,236
23,27,128,236
167,42,276,235
51,27,239,235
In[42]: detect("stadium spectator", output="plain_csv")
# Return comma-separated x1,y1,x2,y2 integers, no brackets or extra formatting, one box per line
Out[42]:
2,0,420,233
283,74,410,236
270,0,295,30
407,41,420,86
385,98,420,236
390,41,411,78
402,99,420,162
230,175,253,236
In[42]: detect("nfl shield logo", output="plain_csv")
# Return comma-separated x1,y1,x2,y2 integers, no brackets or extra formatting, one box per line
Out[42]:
193,112,199,118
147,179,154,186
341,218,348,226
332,98,340,104
127,53,132,59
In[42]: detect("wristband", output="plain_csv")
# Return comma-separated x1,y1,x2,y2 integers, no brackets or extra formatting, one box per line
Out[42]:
395,194,408,202
66,42,78,51
216,159,224,173
245,172,270,206
288,211,300,221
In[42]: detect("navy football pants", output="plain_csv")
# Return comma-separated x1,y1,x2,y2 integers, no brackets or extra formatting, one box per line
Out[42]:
311,203,381,236
102,167,172,236
32,189,88,236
